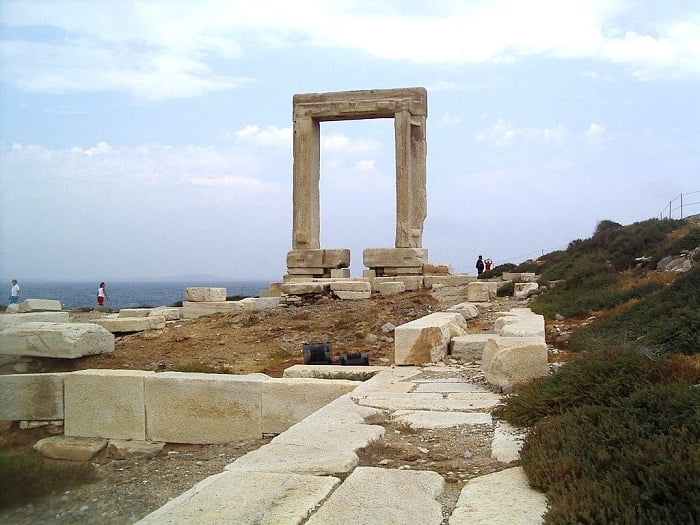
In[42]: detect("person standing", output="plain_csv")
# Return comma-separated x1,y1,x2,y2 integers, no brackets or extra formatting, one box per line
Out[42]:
476,255,485,276
9,279,20,304
97,282,108,307
485,258,493,272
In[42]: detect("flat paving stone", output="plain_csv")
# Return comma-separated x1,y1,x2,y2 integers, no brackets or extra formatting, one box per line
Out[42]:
306,466,444,525
449,467,546,525
491,421,526,463
136,471,340,525
414,382,491,393
392,410,492,429
353,392,501,411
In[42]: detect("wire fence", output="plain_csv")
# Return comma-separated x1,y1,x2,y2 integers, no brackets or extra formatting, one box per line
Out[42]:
659,191,700,220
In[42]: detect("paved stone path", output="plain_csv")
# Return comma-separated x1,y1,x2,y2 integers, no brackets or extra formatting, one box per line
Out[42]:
136,366,547,524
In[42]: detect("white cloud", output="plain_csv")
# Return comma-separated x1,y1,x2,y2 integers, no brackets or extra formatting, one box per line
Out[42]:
2,141,281,196
2,1,699,100
321,134,380,154
477,119,567,147
234,125,292,148
585,123,606,144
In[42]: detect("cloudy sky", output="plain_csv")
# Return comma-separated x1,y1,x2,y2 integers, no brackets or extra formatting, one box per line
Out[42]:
1,1,699,282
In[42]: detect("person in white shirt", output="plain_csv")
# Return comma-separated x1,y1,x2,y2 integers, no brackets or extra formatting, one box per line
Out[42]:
9,279,20,304
97,282,108,307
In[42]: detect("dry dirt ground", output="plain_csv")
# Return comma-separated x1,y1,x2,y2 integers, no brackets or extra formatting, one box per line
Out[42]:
1,289,530,524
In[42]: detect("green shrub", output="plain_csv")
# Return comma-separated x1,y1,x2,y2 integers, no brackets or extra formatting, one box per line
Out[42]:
0,450,96,507
479,263,517,280
496,349,700,523
570,267,700,354
492,348,652,426
497,281,515,297
520,384,699,524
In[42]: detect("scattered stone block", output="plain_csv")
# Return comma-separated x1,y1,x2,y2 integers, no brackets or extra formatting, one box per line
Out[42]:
373,275,423,291
423,263,452,275
17,299,62,312
482,337,549,388
149,306,181,320
424,275,475,288
450,334,495,361
514,282,539,298
262,378,358,434
424,312,468,337
64,369,154,440
330,268,351,278
306,467,444,525
287,267,326,275
449,467,546,524
363,248,428,268
118,308,151,318
107,439,165,460
34,436,107,461
184,287,227,302
495,312,546,338
239,297,281,311
382,266,423,275
280,282,329,295
0,373,65,421
446,302,480,320
136,471,340,525
467,281,497,302
377,281,406,295
145,372,268,444
0,311,70,330
182,301,244,319
363,269,377,279
333,290,371,300
286,249,350,269
0,322,114,358
92,315,166,333
395,314,455,365
330,281,371,292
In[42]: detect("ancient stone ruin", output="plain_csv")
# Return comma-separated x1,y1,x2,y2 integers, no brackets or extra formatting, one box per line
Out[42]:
288,87,429,279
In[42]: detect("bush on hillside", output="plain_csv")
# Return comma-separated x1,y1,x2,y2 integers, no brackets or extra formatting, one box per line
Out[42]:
570,266,700,355
479,263,516,280
494,349,700,523
530,264,664,318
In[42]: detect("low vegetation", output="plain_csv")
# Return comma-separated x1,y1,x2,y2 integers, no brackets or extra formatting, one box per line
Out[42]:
0,450,96,508
494,349,700,524
494,216,700,522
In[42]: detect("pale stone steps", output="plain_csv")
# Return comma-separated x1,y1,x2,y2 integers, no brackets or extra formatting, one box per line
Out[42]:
137,365,547,524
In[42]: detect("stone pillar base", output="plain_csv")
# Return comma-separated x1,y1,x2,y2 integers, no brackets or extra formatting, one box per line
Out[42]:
363,248,428,277
286,249,350,278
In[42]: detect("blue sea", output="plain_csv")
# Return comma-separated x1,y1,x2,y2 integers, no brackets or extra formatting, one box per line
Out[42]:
5,280,271,311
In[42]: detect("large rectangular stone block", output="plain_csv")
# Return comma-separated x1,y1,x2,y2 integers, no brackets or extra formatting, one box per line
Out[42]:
450,334,496,361
280,282,329,295
467,281,496,302
92,316,165,333
0,373,65,421
0,322,114,358
377,281,406,295
363,248,428,268
262,378,358,434
395,317,451,365
238,297,281,311
372,276,424,291
64,369,154,440
330,281,371,292
287,249,350,269
424,275,476,288
0,311,70,330
184,287,227,302
182,301,244,319
482,337,549,388
145,372,268,444
118,308,151,318
18,299,62,312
